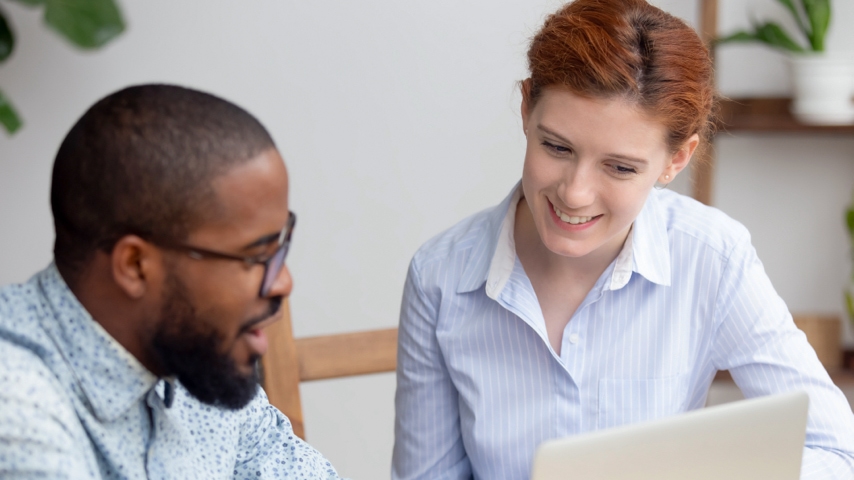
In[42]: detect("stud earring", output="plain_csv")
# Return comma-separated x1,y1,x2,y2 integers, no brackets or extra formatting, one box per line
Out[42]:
655,174,671,190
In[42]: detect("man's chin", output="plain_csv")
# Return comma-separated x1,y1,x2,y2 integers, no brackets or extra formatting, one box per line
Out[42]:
235,363,259,378
179,367,260,411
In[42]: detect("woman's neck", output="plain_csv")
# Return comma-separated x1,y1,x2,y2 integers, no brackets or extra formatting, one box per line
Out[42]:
513,196,631,354
513,197,628,285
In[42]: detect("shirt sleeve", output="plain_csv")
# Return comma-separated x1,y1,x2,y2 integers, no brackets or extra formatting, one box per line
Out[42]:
233,388,343,479
0,345,99,480
392,258,472,480
711,233,854,479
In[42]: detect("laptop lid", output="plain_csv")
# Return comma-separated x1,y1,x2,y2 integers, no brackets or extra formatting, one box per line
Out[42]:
530,390,809,480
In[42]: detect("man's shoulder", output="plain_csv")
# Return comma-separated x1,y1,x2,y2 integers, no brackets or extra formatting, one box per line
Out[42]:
0,276,57,364
0,338,97,477
0,273,82,430
0,337,80,431
0,329,70,399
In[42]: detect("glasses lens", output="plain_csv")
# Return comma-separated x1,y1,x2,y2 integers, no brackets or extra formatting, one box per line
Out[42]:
259,212,295,297
260,241,289,297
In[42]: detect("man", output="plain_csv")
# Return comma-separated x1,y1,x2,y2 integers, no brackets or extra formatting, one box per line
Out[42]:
0,85,342,479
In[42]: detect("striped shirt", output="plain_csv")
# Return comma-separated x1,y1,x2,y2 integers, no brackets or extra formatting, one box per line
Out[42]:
393,182,854,479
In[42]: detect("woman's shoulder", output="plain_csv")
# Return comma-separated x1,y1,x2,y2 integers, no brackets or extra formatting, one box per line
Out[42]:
411,202,503,270
653,189,751,257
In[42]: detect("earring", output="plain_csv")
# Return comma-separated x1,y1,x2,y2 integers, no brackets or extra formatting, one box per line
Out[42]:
655,174,671,190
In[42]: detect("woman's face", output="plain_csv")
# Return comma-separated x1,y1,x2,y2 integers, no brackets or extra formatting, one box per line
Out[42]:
520,88,696,261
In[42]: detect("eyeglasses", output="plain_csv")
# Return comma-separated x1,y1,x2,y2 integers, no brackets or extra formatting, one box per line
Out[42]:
153,211,296,297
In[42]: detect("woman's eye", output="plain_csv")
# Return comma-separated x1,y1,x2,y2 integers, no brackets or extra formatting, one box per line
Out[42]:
541,140,571,155
610,164,637,176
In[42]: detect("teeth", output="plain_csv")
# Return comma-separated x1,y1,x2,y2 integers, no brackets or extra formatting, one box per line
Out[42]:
553,204,593,224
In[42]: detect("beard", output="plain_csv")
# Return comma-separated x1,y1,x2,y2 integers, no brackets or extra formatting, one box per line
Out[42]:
150,273,281,410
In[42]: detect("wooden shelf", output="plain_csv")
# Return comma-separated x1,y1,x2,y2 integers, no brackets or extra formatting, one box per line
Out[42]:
692,1,854,204
717,98,854,134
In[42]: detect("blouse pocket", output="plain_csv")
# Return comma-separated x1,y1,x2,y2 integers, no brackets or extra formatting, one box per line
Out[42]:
597,373,689,430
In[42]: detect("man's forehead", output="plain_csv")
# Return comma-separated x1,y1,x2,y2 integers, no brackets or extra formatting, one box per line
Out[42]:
193,149,289,245
212,149,287,200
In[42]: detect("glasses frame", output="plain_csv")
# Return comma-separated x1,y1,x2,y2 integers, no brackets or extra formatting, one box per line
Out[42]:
153,211,296,297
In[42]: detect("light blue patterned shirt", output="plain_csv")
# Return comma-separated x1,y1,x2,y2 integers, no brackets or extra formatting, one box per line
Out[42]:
0,264,341,479
393,182,854,480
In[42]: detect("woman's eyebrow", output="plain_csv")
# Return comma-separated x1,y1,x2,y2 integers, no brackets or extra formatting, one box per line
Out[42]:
537,125,573,145
537,124,648,165
608,153,649,166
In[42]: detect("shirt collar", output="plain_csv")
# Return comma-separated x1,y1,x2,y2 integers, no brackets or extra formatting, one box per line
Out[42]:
629,189,671,287
37,263,158,422
484,183,524,299
456,182,521,293
456,183,672,296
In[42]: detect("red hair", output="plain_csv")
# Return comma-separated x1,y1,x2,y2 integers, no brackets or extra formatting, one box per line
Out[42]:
524,0,716,152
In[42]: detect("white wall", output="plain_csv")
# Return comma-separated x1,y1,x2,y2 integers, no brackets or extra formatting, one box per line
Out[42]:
1,1,853,478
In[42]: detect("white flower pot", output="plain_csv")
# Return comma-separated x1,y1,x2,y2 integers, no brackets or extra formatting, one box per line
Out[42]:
788,53,854,125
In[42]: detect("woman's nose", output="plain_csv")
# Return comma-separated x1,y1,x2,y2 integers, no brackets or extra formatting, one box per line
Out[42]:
558,162,596,209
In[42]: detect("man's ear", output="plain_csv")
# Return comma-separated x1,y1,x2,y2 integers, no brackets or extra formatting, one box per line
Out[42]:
110,235,162,299
660,133,700,183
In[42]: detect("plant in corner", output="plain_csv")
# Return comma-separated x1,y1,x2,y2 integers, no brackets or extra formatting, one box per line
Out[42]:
717,0,830,54
717,0,854,125
0,0,125,135
846,198,854,329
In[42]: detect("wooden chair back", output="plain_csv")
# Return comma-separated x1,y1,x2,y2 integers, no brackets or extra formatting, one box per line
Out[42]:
260,299,398,439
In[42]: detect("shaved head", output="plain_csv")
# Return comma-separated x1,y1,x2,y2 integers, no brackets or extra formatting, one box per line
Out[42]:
51,84,276,282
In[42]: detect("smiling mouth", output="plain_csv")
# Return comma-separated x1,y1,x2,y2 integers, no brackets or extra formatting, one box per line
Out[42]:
552,203,600,225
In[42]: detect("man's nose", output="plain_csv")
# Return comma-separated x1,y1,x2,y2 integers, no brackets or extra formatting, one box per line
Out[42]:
265,263,293,299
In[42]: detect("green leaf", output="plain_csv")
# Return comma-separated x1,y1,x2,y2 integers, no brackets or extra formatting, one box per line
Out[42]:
775,0,810,39
0,88,23,134
715,31,762,45
0,9,14,62
846,290,854,325
8,0,47,6
717,22,806,53
846,207,854,237
802,0,830,52
753,22,806,53
44,0,125,49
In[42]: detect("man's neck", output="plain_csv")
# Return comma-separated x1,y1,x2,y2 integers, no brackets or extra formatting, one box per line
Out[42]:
60,258,163,376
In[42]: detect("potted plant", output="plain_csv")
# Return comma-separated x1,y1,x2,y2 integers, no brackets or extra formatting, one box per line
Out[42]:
717,0,854,125
846,198,854,331
0,0,125,135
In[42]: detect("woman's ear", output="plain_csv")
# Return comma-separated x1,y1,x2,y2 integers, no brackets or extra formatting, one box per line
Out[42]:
660,133,700,183
110,235,162,299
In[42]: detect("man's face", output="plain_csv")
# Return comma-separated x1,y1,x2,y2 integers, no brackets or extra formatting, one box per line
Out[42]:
149,149,292,409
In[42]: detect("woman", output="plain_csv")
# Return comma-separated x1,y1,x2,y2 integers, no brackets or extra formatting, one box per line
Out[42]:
392,1,854,479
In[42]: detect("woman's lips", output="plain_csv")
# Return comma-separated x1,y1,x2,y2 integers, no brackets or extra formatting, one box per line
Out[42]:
548,200,601,229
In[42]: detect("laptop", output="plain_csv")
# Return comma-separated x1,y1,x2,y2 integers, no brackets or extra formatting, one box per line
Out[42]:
530,391,809,480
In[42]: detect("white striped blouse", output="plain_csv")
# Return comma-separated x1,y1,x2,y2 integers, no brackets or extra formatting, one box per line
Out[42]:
393,182,854,480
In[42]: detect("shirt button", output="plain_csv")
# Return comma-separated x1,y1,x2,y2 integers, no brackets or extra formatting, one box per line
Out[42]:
569,334,579,344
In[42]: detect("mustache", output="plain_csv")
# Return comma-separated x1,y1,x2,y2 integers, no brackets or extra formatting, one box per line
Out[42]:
239,296,283,334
